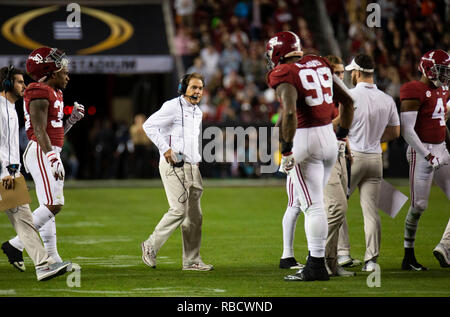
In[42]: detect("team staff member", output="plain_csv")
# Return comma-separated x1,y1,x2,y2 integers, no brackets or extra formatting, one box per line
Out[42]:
0,66,70,281
4,47,84,267
323,55,357,277
400,49,450,271
345,54,400,272
141,73,213,271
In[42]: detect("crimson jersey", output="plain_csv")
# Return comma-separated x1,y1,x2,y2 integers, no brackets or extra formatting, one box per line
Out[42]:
24,83,65,148
400,81,449,144
267,55,335,128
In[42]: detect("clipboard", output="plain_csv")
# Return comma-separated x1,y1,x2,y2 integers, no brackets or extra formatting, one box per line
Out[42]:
0,176,32,212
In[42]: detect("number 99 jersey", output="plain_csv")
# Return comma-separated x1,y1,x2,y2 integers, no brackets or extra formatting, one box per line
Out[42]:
267,55,335,128
23,82,65,148
400,80,449,144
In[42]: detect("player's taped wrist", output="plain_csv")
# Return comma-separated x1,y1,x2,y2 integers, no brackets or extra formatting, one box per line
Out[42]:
336,126,349,140
281,140,293,154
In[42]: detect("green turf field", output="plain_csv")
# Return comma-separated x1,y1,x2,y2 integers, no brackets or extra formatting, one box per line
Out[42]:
0,179,449,297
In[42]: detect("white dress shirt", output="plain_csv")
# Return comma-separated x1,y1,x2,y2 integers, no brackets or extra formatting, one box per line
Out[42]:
0,95,21,178
143,96,203,164
348,82,400,154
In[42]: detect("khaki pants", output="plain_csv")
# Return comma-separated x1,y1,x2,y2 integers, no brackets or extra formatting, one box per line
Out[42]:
324,153,348,269
6,204,54,268
440,219,450,248
350,151,382,262
149,159,204,265
337,218,351,256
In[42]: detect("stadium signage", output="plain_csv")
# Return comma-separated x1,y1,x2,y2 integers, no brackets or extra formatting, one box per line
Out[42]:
0,3,172,73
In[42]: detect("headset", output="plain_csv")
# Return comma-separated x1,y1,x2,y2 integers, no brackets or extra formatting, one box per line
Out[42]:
177,74,189,95
177,73,205,96
2,65,14,92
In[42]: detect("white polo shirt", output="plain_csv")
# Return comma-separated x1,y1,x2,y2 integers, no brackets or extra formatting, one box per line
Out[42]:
348,82,400,154
0,95,20,178
143,96,203,164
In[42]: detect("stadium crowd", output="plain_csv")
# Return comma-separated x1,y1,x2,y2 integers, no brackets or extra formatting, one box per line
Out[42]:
79,0,448,179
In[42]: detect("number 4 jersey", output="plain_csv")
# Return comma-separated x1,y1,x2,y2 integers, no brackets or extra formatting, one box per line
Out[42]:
267,54,335,128
24,82,65,148
400,81,449,144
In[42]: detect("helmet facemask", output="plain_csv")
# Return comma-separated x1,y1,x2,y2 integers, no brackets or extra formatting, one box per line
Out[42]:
47,48,69,71
431,63,450,87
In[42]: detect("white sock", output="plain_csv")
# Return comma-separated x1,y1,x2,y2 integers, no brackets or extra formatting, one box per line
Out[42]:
282,206,300,259
32,205,55,231
9,205,54,252
40,218,62,262
404,206,423,248
304,204,328,258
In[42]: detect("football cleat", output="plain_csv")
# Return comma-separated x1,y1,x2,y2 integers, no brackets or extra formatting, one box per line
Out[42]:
433,243,450,268
279,257,305,269
285,266,330,281
401,256,428,271
36,261,71,281
1,241,25,272
285,256,329,281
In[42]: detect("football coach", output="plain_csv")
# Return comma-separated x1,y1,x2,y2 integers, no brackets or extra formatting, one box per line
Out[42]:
141,73,213,271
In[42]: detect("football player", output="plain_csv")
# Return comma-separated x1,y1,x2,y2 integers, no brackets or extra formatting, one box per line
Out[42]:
400,49,450,271
267,31,354,281
3,47,85,266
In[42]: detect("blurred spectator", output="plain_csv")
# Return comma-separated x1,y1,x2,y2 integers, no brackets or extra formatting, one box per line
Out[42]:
200,41,220,84
241,43,267,89
219,42,242,76
174,0,195,28
187,56,207,82
229,15,250,47
273,0,293,30
174,27,200,70
129,114,158,178
113,121,131,179
250,0,263,41
198,90,216,122
214,94,236,123
61,138,79,180
385,66,401,100
93,119,116,179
